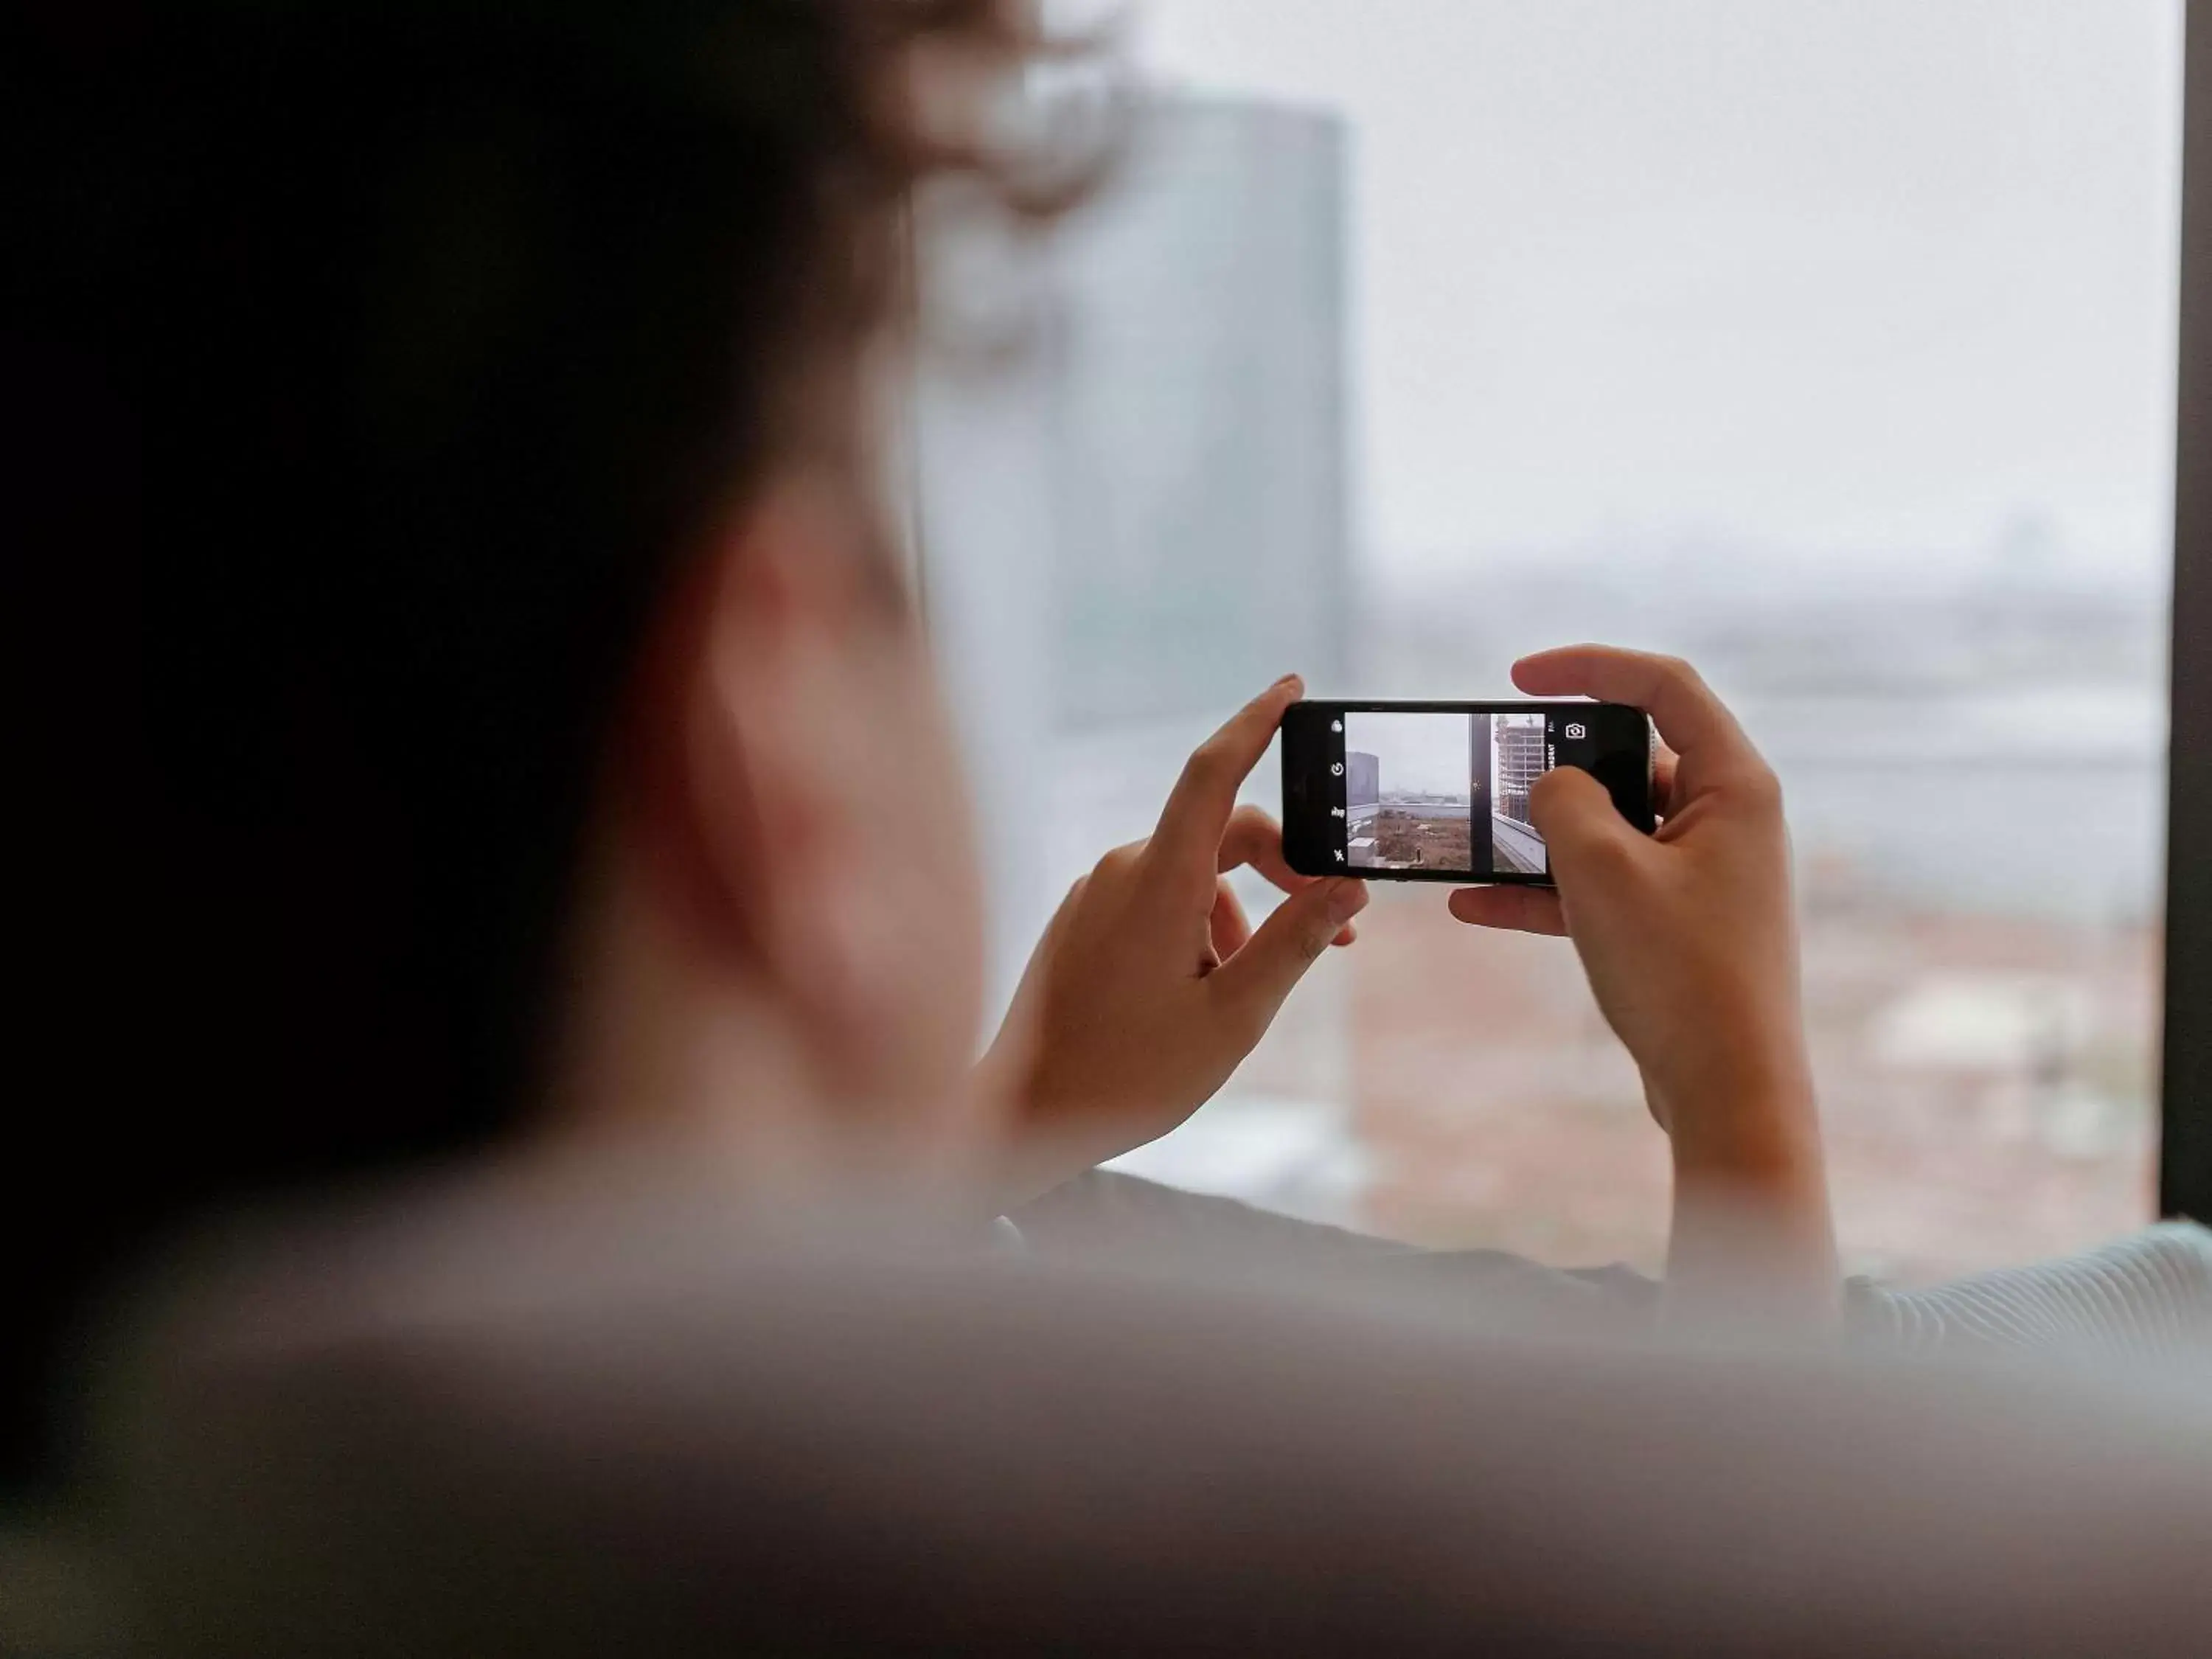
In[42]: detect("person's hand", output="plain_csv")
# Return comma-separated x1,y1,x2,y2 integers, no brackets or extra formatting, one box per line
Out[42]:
981,675,1368,1203
1451,646,1833,1315
1447,647,1804,1134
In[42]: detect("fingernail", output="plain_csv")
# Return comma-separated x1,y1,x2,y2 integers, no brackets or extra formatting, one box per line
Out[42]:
1273,673,1302,691
1326,877,1368,924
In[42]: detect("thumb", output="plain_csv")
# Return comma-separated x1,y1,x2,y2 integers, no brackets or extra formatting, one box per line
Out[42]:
1208,877,1368,1031
1531,766,1648,892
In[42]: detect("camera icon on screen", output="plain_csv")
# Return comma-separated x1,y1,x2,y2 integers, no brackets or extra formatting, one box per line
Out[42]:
1563,722,1588,741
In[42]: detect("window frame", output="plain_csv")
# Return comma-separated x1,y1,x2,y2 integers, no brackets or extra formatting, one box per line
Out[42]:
2163,1,2211,1219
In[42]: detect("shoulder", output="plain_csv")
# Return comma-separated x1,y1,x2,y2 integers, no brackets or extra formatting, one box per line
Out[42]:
1011,1169,1658,1328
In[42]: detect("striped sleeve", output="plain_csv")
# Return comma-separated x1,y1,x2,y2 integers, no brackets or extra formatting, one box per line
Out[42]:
1847,1223,2212,1365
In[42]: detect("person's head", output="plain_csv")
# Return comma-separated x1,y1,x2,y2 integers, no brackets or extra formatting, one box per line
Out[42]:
4,0,1071,1489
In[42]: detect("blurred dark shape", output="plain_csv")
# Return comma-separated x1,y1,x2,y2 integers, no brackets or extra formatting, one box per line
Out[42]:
0,0,1054,1492
41,1180,2212,1655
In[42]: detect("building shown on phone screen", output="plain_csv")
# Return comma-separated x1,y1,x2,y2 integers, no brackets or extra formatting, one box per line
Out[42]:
1495,721,1546,824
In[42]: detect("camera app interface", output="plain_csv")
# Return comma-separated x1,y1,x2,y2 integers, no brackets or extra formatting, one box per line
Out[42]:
1341,710,1554,877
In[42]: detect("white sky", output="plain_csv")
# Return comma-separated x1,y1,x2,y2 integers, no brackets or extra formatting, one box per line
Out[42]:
1135,0,2185,580
1347,710,1473,797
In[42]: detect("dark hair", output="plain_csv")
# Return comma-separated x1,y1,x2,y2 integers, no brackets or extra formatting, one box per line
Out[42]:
1,0,1052,1492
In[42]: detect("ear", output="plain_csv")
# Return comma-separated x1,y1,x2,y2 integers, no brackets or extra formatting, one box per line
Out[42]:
618,469,985,1113
630,475,889,1028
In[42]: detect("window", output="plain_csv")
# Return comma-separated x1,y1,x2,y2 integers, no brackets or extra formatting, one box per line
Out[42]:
917,1,2184,1279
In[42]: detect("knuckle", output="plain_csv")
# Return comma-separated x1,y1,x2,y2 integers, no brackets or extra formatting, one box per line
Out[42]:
1096,842,1144,879
1562,826,1636,880
1527,768,1581,823
1594,826,1642,866
1224,801,1273,838
1733,765,1784,812
1216,804,1260,851
1287,895,1342,961
1180,744,1230,792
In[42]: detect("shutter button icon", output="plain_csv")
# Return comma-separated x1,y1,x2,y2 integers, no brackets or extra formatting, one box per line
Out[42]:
1564,722,1587,740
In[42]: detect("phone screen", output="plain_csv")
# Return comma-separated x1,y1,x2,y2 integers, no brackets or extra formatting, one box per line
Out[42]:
1281,700,1653,884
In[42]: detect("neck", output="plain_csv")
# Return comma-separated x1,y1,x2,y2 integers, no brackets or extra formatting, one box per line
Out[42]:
536,835,989,1209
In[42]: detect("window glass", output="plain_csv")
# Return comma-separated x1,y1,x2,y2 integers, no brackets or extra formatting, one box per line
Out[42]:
919,0,2182,1278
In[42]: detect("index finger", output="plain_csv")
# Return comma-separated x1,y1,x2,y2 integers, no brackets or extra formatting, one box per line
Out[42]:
1151,675,1304,879
1511,645,1752,771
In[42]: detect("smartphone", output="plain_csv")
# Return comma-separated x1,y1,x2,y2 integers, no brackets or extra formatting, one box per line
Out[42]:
1281,700,1655,885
